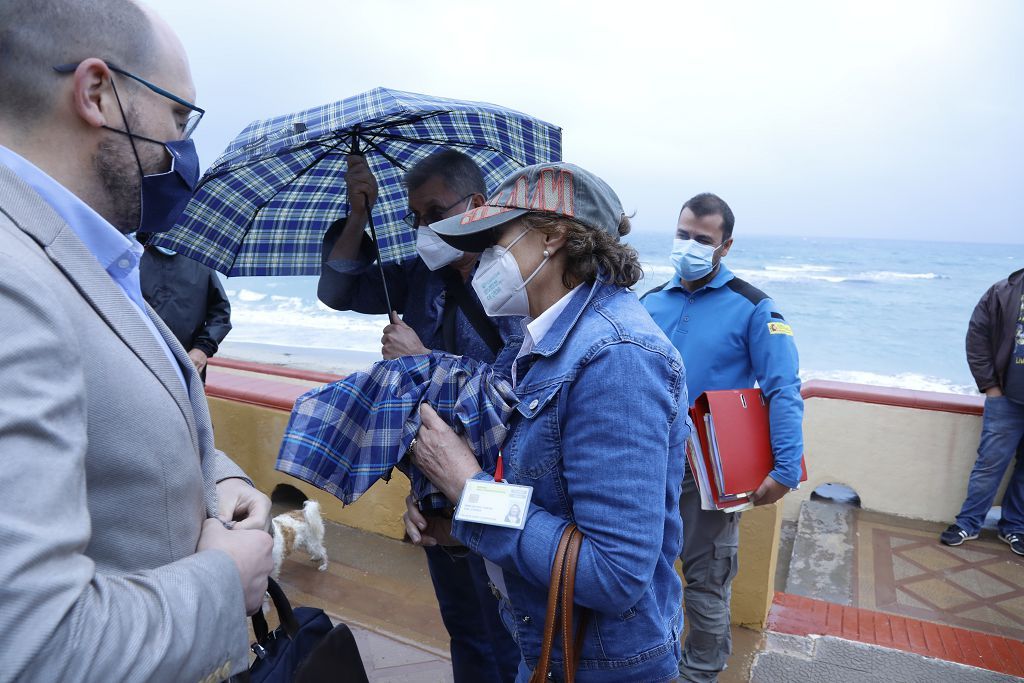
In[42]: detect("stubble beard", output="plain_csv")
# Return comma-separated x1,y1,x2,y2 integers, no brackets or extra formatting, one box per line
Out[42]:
93,134,141,233
92,101,167,234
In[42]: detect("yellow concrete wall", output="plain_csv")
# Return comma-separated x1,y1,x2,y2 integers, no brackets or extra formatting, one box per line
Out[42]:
209,384,1015,630
787,397,1013,523
209,397,410,539
732,503,782,627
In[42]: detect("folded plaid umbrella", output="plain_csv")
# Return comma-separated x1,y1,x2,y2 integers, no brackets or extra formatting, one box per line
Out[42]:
151,87,561,286
276,353,518,507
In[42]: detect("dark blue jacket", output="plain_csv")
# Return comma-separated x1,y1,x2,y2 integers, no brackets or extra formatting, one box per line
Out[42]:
139,247,231,358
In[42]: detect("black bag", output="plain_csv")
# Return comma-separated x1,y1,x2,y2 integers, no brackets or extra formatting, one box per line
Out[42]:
244,578,369,683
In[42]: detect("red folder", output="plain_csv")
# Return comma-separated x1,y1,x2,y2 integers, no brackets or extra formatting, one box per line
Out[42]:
690,389,807,500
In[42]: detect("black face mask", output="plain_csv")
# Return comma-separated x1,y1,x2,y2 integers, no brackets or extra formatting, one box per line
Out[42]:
105,80,200,233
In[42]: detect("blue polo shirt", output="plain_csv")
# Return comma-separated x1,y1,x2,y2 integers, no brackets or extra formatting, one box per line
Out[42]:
642,263,804,489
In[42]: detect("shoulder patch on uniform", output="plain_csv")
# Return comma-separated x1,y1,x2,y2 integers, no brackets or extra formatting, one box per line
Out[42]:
639,281,670,301
771,311,786,321
726,278,768,306
767,321,793,336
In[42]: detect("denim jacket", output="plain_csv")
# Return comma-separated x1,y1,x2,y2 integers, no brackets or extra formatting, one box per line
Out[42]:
451,279,688,683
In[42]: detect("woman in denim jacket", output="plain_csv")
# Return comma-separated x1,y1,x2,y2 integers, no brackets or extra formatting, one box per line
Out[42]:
405,162,688,683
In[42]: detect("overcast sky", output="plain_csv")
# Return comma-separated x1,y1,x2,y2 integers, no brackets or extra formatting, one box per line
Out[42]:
151,0,1023,244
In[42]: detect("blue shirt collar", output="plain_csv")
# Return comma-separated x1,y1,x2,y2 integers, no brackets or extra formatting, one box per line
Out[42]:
668,262,735,293
0,145,142,277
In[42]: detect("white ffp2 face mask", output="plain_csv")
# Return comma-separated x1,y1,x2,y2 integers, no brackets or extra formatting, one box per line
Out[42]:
471,229,548,317
416,226,465,271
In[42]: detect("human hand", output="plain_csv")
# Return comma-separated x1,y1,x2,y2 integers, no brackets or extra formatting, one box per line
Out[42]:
412,404,482,503
402,494,460,547
197,518,274,615
382,312,429,359
985,387,1004,398
346,154,378,210
749,474,790,507
187,348,208,374
216,478,272,531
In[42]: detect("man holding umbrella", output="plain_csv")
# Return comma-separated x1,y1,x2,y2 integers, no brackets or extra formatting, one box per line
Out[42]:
318,149,521,683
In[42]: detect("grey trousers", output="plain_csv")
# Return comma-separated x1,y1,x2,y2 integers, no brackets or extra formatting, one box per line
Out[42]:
678,472,740,682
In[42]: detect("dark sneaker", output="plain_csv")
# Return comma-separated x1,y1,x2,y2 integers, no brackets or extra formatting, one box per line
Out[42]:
999,532,1024,556
940,524,978,546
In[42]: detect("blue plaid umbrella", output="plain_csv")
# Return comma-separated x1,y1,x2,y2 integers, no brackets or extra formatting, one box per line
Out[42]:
276,352,518,507
150,87,562,286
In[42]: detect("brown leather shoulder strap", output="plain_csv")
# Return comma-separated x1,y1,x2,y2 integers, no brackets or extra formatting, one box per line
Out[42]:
530,524,587,683
560,527,583,683
530,525,574,683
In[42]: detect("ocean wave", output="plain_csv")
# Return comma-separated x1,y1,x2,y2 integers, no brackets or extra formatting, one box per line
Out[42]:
231,305,389,333
640,263,675,280
858,271,944,281
225,293,391,353
764,264,834,273
801,369,976,395
735,267,946,284
733,268,847,283
632,261,946,287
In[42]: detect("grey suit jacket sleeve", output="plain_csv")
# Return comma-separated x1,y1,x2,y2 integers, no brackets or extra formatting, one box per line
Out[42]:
212,448,251,484
0,254,248,683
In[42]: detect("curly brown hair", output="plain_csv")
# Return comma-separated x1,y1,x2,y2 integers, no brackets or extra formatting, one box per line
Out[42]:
521,212,643,289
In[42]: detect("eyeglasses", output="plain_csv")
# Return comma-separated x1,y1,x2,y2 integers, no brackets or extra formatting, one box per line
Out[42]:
403,194,473,229
53,61,205,139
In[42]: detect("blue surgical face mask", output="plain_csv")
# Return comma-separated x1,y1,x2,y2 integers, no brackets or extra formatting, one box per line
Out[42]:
671,238,724,281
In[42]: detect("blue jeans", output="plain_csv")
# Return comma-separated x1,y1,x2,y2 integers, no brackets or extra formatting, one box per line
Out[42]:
424,545,520,683
955,396,1024,536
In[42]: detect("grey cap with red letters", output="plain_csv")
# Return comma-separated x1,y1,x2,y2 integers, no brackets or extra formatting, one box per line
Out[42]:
430,161,625,252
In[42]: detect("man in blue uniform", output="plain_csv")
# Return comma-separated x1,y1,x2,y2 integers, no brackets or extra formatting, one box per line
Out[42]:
317,150,520,682
642,193,804,682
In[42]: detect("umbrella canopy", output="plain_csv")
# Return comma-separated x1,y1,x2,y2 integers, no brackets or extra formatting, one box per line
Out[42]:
151,87,562,277
276,352,517,506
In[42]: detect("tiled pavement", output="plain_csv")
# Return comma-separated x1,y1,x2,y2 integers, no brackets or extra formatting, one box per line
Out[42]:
767,592,1024,678
262,498,1024,681
853,509,1024,641
348,626,454,683
271,520,455,682
264,515,765,682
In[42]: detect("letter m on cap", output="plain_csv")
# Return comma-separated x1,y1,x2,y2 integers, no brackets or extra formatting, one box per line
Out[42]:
529,169,575,217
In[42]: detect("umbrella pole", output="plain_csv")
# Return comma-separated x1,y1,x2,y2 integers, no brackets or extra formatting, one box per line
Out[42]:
363,197,394,314
348,131,395,314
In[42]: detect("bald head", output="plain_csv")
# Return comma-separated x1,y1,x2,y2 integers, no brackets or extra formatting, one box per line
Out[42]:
0,0,156,126
0,0,198,233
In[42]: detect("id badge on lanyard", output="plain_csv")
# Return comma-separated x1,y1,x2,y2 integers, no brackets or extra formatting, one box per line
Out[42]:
454,453,532,530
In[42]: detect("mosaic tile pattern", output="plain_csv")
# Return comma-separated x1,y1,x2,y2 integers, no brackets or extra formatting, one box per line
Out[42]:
855,516,1024,641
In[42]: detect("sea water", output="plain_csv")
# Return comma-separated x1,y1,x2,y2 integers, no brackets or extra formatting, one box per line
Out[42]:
220,234,1023,395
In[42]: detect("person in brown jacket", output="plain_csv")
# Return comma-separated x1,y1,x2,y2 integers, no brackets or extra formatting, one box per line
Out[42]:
940,267,1024,556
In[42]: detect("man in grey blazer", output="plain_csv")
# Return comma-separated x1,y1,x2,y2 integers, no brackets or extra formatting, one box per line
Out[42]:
0,1,274,681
